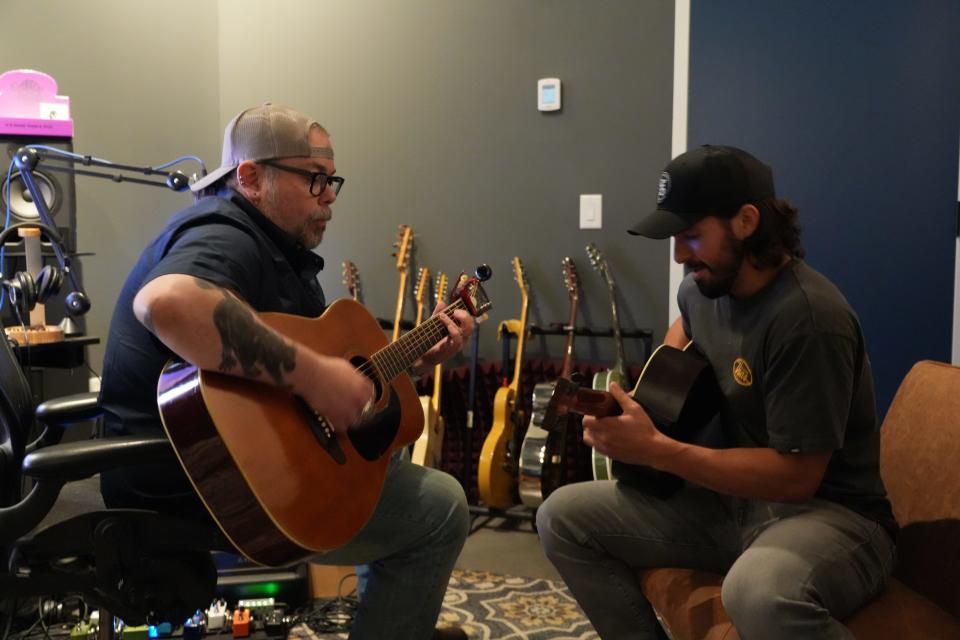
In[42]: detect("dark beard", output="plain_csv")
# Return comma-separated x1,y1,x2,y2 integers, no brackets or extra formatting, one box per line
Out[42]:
692,232,744,299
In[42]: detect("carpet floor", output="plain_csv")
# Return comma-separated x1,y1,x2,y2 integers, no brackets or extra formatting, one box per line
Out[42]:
295,568,598,639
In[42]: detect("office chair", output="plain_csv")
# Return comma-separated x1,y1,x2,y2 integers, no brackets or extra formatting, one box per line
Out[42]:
0,333,232,625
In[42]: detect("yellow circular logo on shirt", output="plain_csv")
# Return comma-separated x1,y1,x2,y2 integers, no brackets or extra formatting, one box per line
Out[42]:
733,358,753,387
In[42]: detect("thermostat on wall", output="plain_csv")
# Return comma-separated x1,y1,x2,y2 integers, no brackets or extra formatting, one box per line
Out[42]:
538,78,561,112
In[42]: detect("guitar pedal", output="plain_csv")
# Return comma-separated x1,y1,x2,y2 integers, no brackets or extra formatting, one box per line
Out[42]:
231,609,250,638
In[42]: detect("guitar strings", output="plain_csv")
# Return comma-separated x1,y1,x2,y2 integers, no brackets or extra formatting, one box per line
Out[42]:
354,298,469,384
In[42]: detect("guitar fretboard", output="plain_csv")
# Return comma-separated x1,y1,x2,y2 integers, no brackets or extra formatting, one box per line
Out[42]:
368,299,467,382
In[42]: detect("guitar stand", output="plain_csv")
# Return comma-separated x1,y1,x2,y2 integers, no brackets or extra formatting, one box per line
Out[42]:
468,505,536,535
526,324,655,361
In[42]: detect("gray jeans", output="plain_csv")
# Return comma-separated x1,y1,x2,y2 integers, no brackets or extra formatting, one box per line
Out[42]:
536,480,895,640
312,450,469,640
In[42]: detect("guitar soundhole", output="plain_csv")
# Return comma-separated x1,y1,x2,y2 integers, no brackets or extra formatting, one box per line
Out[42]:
347,355,401,461
352,355,384,401
348,387,402,461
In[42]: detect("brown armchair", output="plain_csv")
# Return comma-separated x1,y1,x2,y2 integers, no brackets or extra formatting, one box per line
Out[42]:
639,360,960,639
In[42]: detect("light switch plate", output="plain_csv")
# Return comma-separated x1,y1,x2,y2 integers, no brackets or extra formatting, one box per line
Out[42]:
580,194,602,229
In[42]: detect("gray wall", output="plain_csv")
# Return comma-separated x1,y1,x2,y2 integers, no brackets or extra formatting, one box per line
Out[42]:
2,1,675,380
219,0,674,366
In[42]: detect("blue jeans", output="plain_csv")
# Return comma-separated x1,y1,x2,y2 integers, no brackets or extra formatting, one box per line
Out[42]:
536,480,895,640
312,451,469,640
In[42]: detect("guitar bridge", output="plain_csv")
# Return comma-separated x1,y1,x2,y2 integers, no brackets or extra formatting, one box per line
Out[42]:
295,397,347,464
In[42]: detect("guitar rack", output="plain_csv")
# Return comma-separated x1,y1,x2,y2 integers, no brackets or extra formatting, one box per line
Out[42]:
524,324,654,362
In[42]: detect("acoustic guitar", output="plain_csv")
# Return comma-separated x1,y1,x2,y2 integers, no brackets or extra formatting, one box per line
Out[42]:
478,257,529,509
391,224,414,341
157,271,491,566
541,342,723,497
341,260,362,302
518,257,579,509
412,270,449,469
585,243,630,480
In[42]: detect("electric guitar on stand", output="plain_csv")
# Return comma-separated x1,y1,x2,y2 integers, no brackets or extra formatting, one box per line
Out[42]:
518,257,580,509
158,269,492,566
412,270,449,469
478,257,529,509
585,243,631,480
391,225,414,340
341,260,362,302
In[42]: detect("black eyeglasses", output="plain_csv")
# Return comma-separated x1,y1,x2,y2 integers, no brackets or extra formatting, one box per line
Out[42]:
258,160,344,196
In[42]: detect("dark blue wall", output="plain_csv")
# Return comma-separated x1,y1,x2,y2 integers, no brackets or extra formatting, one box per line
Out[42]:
689,0,960,415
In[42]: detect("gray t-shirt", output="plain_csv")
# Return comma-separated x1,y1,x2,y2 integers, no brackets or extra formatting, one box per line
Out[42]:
678,259,896,537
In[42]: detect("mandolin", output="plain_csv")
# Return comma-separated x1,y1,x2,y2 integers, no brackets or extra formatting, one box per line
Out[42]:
478,257,529,509
158,270,491,566
519,257,579,509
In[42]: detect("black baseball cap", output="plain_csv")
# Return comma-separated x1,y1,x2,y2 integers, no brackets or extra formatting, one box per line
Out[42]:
628,145,775,239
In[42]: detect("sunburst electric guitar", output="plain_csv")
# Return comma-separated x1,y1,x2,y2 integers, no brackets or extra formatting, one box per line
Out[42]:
157,271,491,566
585,243,631,480
391,224,414,340
412,270,450,469
518,257,580,509
541,342,722,497
478,257,529,509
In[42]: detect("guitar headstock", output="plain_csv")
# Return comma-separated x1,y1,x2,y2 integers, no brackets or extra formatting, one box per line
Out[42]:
392,224,414,273
450,267,493,317
585,242,615,290
415,266,431,307
512,256,528,300
435,271,449,307
562,257,579,302
341,260,362,301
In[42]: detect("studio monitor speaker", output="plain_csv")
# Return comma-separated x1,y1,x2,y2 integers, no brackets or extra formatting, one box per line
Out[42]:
0,135,77,254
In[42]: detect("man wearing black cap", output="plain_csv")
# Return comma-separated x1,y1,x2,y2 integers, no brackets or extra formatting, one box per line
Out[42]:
537,145,896,638
99,104,471,640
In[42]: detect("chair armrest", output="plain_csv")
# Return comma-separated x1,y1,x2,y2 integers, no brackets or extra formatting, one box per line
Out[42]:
22,437,175,481
35,391,102,425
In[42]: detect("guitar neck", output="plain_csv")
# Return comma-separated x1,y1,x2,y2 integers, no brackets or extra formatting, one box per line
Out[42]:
510,295,529,393
543,378,622,433
392,271,408,341
374,298,467,383
559,297,578,379
606,283,627,375
565,387,622,417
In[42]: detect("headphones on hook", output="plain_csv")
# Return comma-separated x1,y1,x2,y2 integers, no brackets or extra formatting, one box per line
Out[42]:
0,222,66,314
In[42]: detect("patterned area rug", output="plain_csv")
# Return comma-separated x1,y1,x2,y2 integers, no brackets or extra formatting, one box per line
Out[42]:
440,569,599,639
294,569,598,639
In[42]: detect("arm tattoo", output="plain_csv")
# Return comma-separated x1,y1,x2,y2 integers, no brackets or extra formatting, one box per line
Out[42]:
206,285,296,387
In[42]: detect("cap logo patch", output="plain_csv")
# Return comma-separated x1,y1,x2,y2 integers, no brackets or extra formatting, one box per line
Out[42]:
732,357,753,387
657,172,671,204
